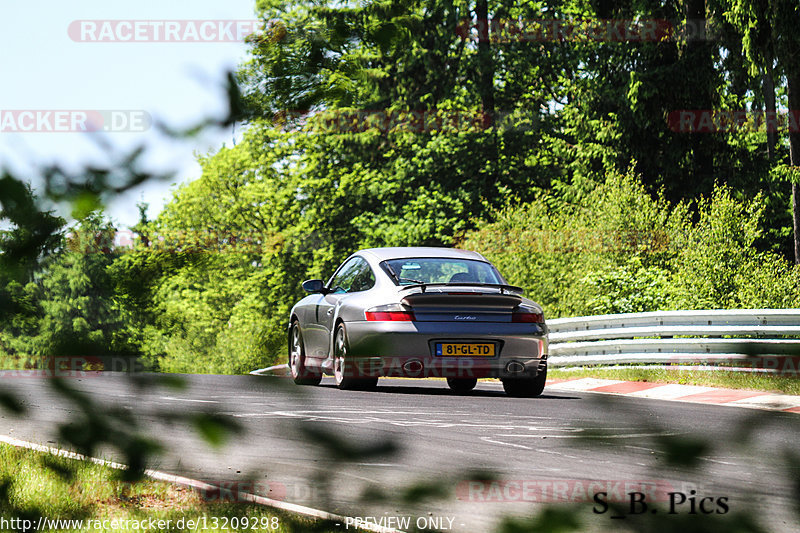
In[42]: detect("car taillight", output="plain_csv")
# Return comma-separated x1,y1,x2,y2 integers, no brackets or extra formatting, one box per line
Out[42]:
365,304,416,321
511,309,544,323
366,311,415,321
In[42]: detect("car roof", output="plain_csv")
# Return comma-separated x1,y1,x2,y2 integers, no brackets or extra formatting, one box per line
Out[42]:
358,247,489,262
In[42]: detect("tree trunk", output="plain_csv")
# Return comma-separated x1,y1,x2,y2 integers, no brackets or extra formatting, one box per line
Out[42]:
763,63,777,161
474,0,497,199
475,0,494,119
793,183,800,265
788,73,800,264
685,0,714,192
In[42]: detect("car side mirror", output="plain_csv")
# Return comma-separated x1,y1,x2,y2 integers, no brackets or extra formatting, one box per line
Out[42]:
302,279,326,293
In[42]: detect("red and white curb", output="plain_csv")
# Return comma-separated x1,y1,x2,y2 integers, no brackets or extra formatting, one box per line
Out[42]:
545,378,800,414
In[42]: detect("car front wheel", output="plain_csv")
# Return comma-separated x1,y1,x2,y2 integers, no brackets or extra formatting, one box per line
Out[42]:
289,322,321,386
333,324,378,391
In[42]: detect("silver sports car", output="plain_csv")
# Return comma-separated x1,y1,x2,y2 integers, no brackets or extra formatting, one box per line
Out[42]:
287,247,548,396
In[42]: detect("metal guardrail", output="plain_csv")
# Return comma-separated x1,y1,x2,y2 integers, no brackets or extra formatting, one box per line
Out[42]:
547,309,800,369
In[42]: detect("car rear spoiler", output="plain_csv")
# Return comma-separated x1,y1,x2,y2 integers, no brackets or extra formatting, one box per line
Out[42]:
398,282,525,295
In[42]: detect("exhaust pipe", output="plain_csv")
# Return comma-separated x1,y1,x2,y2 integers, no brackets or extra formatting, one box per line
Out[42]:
505,361,526,373
403,359,424,376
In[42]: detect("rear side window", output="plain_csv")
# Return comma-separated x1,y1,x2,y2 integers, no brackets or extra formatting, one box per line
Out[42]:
328,257,375,293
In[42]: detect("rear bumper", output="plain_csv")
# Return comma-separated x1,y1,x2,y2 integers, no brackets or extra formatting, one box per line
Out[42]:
343,320,548,379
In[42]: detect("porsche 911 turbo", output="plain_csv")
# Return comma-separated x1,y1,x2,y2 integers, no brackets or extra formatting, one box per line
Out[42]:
287,247,548,397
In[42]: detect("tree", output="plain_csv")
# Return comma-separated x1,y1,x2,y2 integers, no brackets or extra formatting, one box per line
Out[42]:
0,175,64,358
725,0,800,263
32,213,134,357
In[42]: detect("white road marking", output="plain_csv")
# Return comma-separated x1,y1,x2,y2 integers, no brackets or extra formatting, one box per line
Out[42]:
530,448,583,460
623,444,664,454
495,431,681,439
257,410,570,431
698,457,739,466
160,396,218,403
479,437,531,450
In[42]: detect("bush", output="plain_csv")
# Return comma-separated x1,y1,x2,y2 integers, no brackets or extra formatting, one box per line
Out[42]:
579,257,671,315
463,173,800,317
463,171,685,317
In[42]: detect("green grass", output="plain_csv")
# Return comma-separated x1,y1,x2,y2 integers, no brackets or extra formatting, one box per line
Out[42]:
0,443,342,532
549,367,800,395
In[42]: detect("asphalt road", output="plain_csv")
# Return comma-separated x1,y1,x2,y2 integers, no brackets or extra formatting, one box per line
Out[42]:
1,373,799,532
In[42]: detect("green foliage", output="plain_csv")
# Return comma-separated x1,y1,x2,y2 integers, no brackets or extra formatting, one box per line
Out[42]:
580,257,671,315
110,131,305,373
31,213,136,358
498,507,580,533
671,187,760,309
0,177,65,361
463,171,681,317
0,443,323,533
0,175,64,285
464,172,800,317
120,109,560,371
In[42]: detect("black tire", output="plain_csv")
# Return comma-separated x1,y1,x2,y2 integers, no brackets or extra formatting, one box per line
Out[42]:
447,377,478,393
502,366,547,398
288,321,321,386
356,376,379,391
333,324,378,390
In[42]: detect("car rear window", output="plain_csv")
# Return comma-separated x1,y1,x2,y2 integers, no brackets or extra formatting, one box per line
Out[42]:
382,258,503,285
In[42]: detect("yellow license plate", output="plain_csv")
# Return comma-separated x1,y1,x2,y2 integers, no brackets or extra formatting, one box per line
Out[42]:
436,343,495,356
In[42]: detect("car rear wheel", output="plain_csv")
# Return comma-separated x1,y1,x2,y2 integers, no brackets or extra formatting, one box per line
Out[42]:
502,366,547,398
446,377,477,393
289,322,321,386
333,324,378,391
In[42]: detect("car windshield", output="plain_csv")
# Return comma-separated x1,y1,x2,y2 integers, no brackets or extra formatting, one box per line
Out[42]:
382,258,503,285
